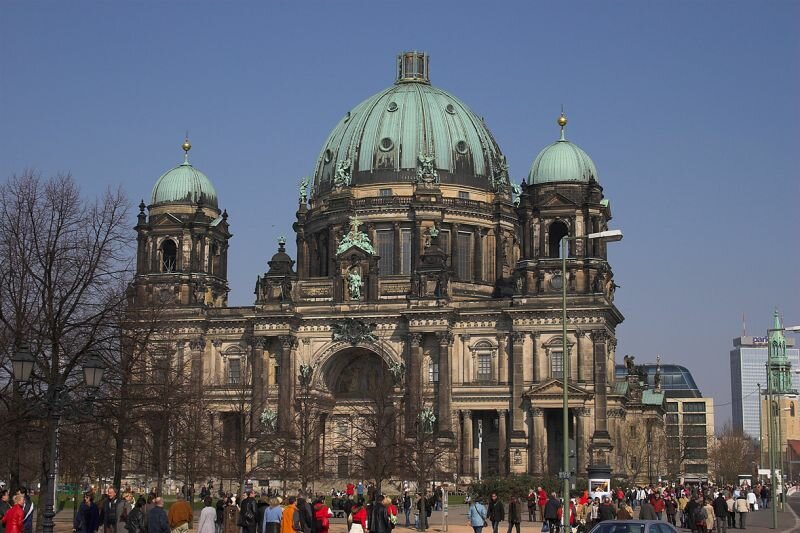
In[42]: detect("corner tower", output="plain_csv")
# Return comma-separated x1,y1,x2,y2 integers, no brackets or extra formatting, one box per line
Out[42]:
132,139,231,307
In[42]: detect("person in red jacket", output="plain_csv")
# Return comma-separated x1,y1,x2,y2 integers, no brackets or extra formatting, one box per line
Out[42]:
2,494,24,533
312,497,332,533
350,498,367,533
651,493,665,521
536,488,547,522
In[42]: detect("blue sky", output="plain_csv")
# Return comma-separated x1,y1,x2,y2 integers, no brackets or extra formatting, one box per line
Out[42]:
1,1,798,427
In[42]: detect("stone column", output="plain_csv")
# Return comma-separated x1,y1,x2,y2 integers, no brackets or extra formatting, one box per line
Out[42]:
393,222,402,274
189,337,205,392
510,332,526,436
498,409,508,475
278,335,297,432
437,331,454,437
588,330,613,479
251,337,267,431
531,407,546,475
462,410,473,475
412,222,423,272
531,333,540,383
407,333,423,433
496,333,508,383
473,227,482,282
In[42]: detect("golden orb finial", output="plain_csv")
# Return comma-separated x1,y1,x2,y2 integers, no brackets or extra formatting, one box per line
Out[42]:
182,138,192,153
557,113,568,128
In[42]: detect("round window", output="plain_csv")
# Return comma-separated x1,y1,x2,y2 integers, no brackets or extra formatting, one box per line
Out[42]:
324,149,333,163
387,101,398,112
455,140,468,154
379,137,394,151
445,104,456,115
344,111,351,122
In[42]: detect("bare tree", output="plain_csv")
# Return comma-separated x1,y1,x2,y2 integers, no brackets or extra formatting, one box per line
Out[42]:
709,424,757,485
0,173,131,532
401,402,454,495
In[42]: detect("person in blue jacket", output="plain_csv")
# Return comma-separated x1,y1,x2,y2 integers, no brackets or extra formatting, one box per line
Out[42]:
468,498,488,533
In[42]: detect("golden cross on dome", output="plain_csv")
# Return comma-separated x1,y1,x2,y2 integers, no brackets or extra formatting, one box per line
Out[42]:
348,215,362,235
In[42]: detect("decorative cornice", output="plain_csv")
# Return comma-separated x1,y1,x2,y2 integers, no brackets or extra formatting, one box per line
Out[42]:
437,331,454,346
409,333,423,347
188,337,206,351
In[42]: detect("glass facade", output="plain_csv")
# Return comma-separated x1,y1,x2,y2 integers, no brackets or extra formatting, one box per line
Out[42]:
614,364,702,398
730,340,800,438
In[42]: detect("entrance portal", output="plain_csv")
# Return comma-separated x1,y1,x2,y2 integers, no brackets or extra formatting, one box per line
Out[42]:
321,347,399,480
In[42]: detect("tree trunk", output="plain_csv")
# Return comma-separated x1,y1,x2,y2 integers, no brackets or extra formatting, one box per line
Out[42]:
113,431,125,489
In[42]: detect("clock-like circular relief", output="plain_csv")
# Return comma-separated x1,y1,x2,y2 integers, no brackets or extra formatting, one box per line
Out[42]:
379,137,394,151
446,104,456,114
455,140,468,154
387,101,398,112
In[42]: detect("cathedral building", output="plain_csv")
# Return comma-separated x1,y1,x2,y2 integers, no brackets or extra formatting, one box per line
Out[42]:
130,52,657,485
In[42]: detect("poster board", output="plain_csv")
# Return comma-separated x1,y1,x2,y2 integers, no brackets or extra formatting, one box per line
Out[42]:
589,478,611,500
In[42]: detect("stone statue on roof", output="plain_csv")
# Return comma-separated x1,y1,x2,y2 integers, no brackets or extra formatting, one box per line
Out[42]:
336,215,376,256
334,159,352,188
416,153,439,184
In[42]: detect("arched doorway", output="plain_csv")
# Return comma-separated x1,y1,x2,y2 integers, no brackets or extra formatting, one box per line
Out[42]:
320,347,401,483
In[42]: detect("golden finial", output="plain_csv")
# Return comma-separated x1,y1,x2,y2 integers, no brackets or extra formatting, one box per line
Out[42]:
558,109,568,141
181,134,191,164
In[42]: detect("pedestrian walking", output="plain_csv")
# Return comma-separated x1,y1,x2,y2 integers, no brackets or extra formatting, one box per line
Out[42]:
734,494,748,529
712,493,727,533
73,493,100,533
1,494,24,533
198,497,217,533
542,493,560,533
505,497,521,533
468,499,487,533
125,497,146,533
146,498,170,533
402,492,411,527
101,488,131,533
262,498,282,533
487,494,504,533
168,493,193,533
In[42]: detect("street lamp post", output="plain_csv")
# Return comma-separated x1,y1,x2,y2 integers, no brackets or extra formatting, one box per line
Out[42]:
757,383,763,467
559,229,622,533
11,347,105,533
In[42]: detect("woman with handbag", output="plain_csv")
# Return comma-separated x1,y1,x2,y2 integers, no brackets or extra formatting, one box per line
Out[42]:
468,498,487,533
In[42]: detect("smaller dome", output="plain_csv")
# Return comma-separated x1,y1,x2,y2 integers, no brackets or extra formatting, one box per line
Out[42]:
528,118,598,185
151,144,218,208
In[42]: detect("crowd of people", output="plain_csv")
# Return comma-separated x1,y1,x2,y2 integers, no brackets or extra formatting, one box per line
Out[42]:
464,482,786,533
0,479,792,533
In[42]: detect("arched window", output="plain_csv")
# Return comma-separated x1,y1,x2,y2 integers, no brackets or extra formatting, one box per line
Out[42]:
210,243,220,275
161,239,177,272
548,221,569,258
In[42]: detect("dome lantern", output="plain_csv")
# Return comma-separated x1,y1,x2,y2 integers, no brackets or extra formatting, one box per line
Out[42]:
527,113,598,185
150,138,219,209
396,51,430,84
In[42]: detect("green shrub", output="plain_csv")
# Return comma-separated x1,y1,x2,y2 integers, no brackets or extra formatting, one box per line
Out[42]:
469,475,559,500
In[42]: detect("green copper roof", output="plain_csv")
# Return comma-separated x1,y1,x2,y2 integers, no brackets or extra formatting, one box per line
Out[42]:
313,54,505,195
642,389,665,406
528,128,598,185
151,155,218,208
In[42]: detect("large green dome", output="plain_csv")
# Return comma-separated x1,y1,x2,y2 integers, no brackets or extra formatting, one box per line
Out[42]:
528,120,598,185
312,52,506,196
151,145,218,208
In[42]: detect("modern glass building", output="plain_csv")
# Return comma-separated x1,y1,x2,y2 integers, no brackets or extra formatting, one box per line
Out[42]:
614,364,702,398
614,363,713,481
730,336,800,438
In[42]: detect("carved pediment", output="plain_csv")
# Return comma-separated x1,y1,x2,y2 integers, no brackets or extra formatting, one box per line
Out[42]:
523,378,591,399
152,212,184,225
539,192,578,208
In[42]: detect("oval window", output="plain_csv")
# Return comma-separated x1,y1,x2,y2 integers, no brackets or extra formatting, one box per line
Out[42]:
445,104,456,115
455,140,468,154
387,101,398,112
324,149,333,163
379,137,394,152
